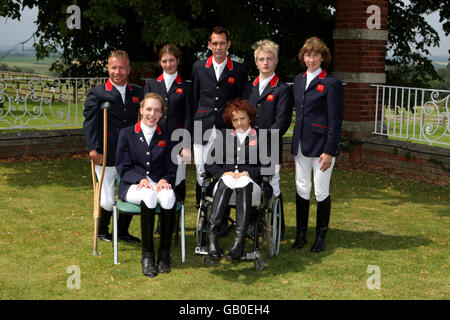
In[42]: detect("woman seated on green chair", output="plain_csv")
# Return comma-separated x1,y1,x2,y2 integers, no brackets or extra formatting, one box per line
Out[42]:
116,92,177,278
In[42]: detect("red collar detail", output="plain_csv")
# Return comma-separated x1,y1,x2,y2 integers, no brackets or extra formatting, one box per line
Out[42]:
253,74,279,87
134,120,142,133
250,128,256,136
269,74,279,87
106,79,131,91
134,121,162,135
205,56,233,71
318,69,327,79
302,72,307,78
106,78,114,91
157,73,182,84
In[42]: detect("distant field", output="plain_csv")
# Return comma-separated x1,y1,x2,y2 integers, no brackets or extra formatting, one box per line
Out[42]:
0,55,55,76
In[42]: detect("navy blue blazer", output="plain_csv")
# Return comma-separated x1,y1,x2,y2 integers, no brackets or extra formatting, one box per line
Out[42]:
191,56,248,144
291,70,343,157
243,74,293,162
83,79,144,166
204,128,273,183
115,121,177,201
143,73,194,141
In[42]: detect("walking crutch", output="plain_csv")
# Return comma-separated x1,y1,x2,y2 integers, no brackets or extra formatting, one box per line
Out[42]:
91,101,111,256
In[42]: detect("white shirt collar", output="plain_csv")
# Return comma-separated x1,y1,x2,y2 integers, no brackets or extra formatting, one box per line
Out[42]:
306,67,322,89
259,73,275,95
163,71,177,91
236,127,251,144
212,58,227,80
140,121,157,145
112,81,127,103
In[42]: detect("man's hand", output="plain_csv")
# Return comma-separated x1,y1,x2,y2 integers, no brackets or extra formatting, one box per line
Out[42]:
318,153,332,172
89,149,103,165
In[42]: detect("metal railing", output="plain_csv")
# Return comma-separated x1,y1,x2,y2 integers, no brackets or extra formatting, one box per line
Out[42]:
0,77,107,130
373,84,450,147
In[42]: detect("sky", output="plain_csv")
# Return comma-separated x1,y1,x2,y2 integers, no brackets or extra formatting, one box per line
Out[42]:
0,5,448,57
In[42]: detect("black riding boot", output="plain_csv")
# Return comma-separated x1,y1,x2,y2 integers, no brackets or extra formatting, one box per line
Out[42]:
118,213,141,243
157,205,176,273
292,194,310,250
311,196,331,253
207,179,233,259
140,201,157,278
98,208,112,241
228,183,253,261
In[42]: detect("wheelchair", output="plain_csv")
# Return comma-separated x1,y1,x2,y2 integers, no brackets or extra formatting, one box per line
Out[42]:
194,172,282,271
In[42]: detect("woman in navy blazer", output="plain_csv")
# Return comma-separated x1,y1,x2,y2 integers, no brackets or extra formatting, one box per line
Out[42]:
204,99,271,261
116,92,177,278
144,44,193,203
291,37,343,253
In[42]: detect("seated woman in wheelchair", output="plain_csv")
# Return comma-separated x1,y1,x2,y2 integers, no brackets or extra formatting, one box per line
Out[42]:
116,92,177,278
204,99,272,261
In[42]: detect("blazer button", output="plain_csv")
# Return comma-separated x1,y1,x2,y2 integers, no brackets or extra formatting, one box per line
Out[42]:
235,165,238,169
165,97,168,100
214,107,218,111
237,147,240,151
146,171,149,175
216,86,220,90
123,119,126,123
124,108,127,112
257,104,261,107
146,152,150,155
215,97,219,100
146,162,150,165
236,157,240,161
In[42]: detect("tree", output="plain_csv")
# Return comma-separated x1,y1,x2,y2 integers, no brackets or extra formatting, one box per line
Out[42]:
386,0,449,87
0,0,448,87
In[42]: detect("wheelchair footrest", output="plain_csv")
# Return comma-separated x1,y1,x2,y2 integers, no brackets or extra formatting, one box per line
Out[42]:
241,250,262,261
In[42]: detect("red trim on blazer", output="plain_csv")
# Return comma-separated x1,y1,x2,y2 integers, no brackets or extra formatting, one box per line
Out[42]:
132,96,140,103
267,94,274,101
252,74,279,87
156,73,182,84
302,72,307,78
312,123,328,129
318,69,327,79
105,79,114,91
127,83,133,91
205,56,233,71
316,84,325,92
134,121,162,134
158,140,166,147
269,74,279,87
176,88,183,94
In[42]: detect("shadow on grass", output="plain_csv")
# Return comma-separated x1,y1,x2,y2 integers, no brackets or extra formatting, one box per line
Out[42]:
206,226,432,283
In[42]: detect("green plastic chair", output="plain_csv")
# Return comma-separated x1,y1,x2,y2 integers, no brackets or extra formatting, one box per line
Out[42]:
112,193,185,265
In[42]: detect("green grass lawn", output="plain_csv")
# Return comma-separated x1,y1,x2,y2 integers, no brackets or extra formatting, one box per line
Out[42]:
0,160,448,300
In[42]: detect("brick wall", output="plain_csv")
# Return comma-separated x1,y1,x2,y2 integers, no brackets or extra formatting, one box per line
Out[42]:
0,129,86,160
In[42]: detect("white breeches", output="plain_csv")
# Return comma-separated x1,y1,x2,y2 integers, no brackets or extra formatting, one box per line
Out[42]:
95,165,117,212
213,175,261,206
125,178,176,210
193,128,217,185
294,144,335,202
175,154,186,186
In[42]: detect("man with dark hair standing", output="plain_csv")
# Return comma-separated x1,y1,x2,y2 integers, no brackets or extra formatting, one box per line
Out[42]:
191,26,248,209
83,50,144,243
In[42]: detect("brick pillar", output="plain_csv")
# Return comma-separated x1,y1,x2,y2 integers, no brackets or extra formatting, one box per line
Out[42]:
332,0,388,139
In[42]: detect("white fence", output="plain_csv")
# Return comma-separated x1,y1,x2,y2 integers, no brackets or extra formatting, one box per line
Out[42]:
0,77,107,130
373,84,450,147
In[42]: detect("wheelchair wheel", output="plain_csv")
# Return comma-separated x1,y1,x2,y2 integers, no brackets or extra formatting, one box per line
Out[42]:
267,197,282,257
195,201,210,250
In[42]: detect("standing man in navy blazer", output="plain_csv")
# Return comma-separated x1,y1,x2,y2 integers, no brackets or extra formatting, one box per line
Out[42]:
243,39,293,238
291,37,343,253
83,50,144,243
191,26,248,207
